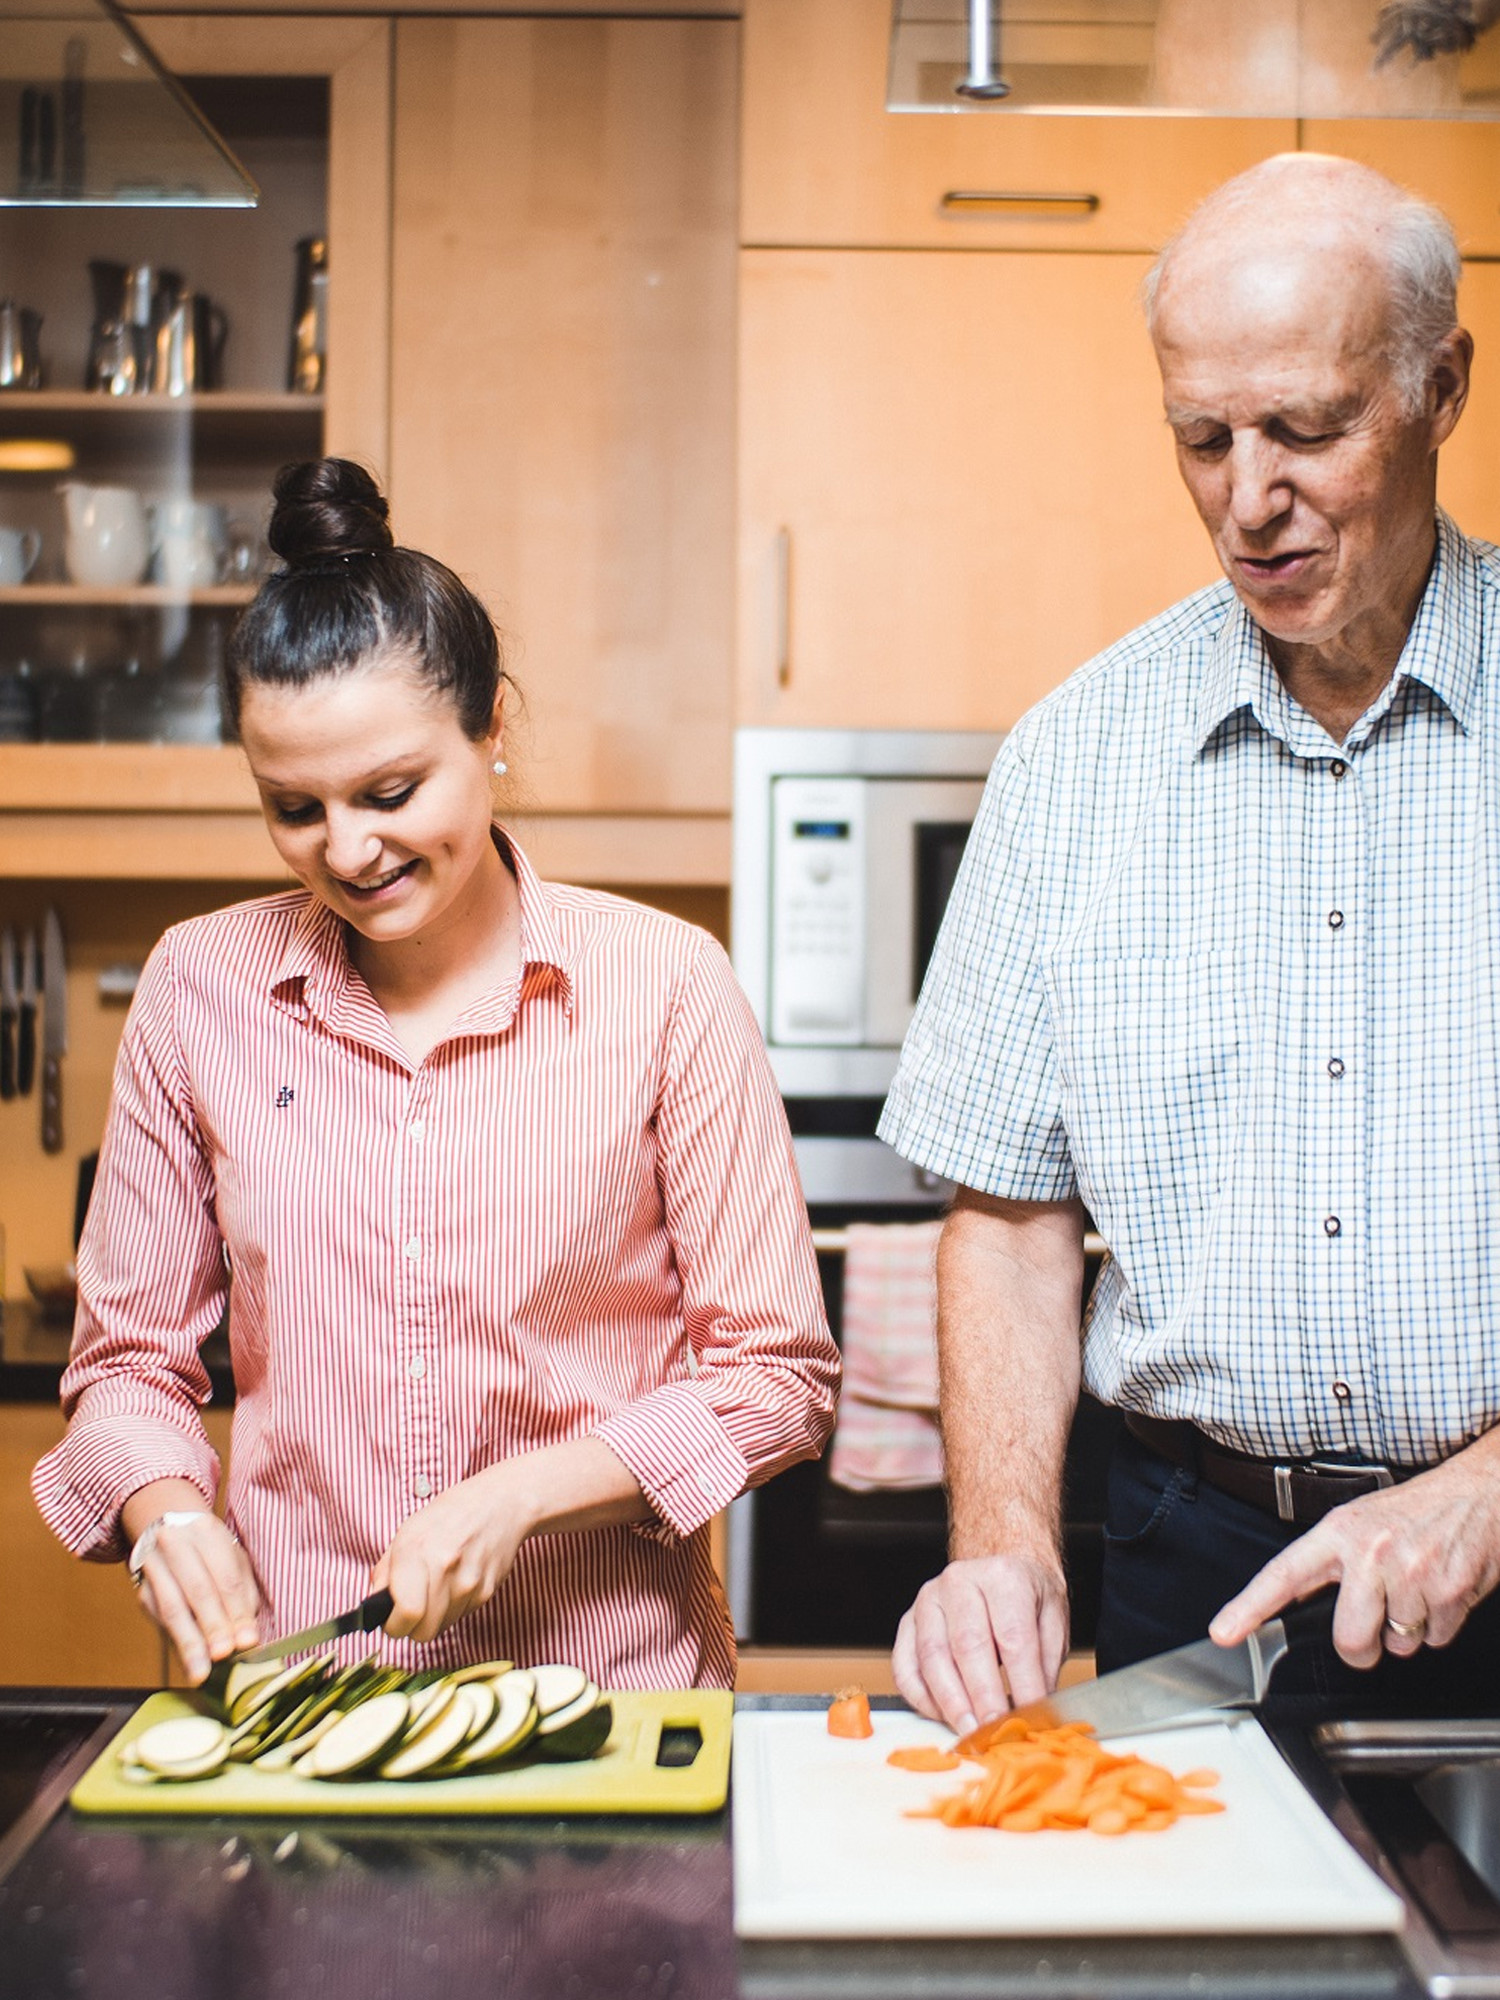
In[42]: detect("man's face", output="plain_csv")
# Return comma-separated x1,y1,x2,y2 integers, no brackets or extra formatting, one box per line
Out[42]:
1152,239,1460,665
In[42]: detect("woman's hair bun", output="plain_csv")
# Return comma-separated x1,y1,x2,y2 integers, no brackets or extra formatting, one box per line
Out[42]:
267,457,395,568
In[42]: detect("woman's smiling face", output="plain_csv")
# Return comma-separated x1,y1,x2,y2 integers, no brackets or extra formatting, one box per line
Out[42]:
239,650,505,948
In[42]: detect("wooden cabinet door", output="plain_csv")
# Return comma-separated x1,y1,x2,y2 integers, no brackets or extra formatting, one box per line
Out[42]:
741,0,1295,250
1300,121,1500,257
390,18,738,817
737,249,1219,730
1438,261,1500,542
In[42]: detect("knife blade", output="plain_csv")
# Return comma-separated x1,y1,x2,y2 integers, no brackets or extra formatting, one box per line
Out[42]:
1004,1589,1337,1741
16,927,37,1098
40,907,66,1154
0,927,16,1101
198,1587,394,1713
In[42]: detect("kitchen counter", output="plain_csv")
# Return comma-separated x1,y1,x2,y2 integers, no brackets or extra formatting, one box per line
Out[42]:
0,1302,234,1404
0,1690,1422,2000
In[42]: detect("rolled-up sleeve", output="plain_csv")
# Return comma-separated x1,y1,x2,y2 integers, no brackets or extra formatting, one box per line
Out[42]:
31,936,228,1562
592,936,838,1539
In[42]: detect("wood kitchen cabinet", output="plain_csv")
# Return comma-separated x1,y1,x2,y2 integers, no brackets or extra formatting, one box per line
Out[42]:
737,249,1218,730
388,16,739,818
1,1399,233,1688
741,0,1295,251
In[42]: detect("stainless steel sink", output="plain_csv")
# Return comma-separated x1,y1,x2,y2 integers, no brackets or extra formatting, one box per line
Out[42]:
1314,1720,1500,1997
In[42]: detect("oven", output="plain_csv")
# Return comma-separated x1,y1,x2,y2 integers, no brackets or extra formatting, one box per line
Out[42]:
729,728,1119,1650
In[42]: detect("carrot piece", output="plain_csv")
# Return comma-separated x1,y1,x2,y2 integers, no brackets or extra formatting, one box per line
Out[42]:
826,1686,873,1739
915,1714,1226,1838
886,1744,962,1773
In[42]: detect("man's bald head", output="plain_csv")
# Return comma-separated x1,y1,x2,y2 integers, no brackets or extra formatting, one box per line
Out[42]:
1144,153,1460,417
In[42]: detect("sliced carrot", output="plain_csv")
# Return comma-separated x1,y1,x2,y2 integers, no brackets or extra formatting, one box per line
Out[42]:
914,1717,1225,1838
886,1744,962,1773
826,1686,873,1739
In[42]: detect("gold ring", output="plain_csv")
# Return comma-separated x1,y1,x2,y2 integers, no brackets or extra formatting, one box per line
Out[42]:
1384,1614,1427,1641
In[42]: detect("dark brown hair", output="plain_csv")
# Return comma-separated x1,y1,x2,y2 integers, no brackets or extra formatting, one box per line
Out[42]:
224,458,505,739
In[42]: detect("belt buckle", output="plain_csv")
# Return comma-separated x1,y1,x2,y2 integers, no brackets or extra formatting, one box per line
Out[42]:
1273,1459,1395,1523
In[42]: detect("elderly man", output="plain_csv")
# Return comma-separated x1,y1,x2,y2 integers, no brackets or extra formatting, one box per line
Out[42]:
881,152,1499,1729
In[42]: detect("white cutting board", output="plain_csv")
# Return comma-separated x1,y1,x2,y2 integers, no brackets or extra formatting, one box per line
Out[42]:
732,1710,1404,1939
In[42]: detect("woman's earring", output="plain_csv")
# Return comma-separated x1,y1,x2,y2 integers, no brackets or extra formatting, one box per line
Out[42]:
492,758,507,776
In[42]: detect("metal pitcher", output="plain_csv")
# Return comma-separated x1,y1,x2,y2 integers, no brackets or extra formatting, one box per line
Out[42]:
152,292,227,396
0,302,43,391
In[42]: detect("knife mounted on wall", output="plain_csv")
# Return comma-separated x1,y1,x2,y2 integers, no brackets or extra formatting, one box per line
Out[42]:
0,928,16,1102
17,928,37,1098
41,907,66,1154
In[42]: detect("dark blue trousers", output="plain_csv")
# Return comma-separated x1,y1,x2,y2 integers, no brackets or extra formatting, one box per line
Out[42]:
1095,1426,1500,1720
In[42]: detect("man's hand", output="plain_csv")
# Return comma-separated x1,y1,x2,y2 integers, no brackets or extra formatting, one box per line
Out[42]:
1210,1440,1500,1667
892,1549,1070,1734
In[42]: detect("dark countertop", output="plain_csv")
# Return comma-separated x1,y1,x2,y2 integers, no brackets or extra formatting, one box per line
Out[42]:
0,1302,234,1404
0,1689,1423,2000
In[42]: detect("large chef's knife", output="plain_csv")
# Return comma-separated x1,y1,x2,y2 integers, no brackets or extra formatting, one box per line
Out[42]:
201,1588,396,1708
40,907,66,1154
1004,1590,1337,1741
16,927,37,1097
0,927,16,1101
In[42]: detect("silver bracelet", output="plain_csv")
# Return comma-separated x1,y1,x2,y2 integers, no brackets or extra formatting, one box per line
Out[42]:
126,1510,214,1589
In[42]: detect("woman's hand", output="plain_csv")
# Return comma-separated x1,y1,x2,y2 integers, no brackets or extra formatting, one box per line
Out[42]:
123,1480,261,1684
372,1439,651,1645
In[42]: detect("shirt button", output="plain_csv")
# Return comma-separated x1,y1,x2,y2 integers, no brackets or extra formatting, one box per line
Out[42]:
1327,910,1345,930
404,1236,422,1259
1332,1380,1352,1402
409,1120,426,1142
1324,1215,1342,1237
695,1468,716,1497
1330,760,1348,780
408,1355,427,1380
1327,1057,1346,1079
413,1473,433,1498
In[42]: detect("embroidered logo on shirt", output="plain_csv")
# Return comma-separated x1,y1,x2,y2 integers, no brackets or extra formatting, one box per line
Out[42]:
275,1085,295,1109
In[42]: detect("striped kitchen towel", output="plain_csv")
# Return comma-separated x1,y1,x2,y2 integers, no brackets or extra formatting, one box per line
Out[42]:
828,1219,945,1492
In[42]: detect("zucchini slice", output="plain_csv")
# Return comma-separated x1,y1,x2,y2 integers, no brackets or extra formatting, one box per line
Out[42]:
447,1679,539,1771
132,1715,232,1781
535,1680,601,1738
536,1698,614,1763
307,1691,413,1780
379,1685,480,1780
529,1663,590,1719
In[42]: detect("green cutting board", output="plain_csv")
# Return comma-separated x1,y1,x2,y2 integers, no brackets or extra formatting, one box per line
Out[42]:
71,1688,732,1818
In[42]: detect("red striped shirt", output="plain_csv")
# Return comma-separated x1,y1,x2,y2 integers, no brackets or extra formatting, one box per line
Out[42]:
32,833,837,1689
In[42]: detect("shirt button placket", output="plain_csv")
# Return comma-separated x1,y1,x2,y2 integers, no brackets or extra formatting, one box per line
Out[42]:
401,1077,436,1509
1310,749,1365,1453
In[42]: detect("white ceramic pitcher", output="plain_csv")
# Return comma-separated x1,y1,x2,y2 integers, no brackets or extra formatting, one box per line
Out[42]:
59,481,149,588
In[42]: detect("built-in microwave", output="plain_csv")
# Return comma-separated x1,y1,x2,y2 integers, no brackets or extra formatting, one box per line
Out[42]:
731,727,1003,1104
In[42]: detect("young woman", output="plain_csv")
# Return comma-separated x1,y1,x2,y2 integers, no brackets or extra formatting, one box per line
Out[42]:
33,458,837,1690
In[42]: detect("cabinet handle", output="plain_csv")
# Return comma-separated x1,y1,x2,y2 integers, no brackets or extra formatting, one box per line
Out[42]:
774,525,792,690
940,190,1101,217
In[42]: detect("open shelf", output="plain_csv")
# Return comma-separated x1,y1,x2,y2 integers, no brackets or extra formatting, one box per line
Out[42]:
0,584,256,608
0,392,324,458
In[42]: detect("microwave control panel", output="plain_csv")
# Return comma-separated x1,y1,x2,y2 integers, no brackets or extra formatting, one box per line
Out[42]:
769,776,865,1045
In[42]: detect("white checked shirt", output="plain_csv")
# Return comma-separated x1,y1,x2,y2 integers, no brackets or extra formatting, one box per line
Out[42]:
880,513,1500,1470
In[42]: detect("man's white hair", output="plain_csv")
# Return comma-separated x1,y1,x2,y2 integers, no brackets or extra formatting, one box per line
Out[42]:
1142,154,1462,418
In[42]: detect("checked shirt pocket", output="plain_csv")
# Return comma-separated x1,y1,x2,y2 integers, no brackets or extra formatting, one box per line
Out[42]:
1043,951,1248,1316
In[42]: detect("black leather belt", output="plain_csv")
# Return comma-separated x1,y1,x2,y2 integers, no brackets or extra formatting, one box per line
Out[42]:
1123,1412,1405,1527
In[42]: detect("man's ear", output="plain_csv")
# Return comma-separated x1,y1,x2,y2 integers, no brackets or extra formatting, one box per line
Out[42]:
1428,325,1473,447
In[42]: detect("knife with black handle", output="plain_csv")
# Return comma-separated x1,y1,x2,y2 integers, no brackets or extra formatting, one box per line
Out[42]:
0,927,16,1102
16,927,37,1098
41,908,66,1154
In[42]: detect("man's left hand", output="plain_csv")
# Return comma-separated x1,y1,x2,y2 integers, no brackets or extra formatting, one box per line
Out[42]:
1209,1436,1500,1666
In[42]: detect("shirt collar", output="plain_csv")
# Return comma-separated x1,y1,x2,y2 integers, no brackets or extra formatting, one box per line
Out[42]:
268,824,575,1036
1192,510,1483,754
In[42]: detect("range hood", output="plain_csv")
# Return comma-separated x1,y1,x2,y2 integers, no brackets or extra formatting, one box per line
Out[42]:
888,1,1500,116
0,0,257,204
